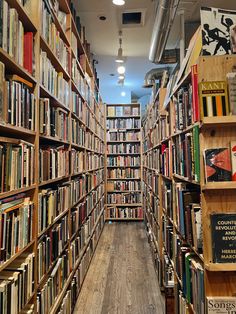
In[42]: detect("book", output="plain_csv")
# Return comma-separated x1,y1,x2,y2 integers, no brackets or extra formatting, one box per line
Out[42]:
23,32,33,74
115,106,123,117
226,72,236,114
201,7,236,56
230,24,236,53
204,148,231,182
191,204,203,252
199,81,229,118
107,107,115,117
211,213,236,263
231,141,236,181
191,65,200,122
206,297,236,313
0,61,6,122
123,106,131,116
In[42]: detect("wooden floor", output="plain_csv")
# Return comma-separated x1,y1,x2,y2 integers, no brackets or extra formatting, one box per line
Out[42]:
74,222,164,314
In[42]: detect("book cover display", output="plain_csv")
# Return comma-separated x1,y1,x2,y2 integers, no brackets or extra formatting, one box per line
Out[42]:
204,148,231,182
207,297,236,314
199,81,229,118
211,213,236,263
201,7,236,56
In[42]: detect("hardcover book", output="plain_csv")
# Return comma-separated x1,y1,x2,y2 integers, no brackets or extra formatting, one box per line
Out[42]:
123,106,131,116
115,106,123,117
204,148,231,182
199,81,229,118
200,7,236,56
211,213,236,263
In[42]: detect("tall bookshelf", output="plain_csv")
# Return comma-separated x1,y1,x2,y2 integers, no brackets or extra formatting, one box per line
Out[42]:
143,55,236,314
105,103,143,221
0,0,105,313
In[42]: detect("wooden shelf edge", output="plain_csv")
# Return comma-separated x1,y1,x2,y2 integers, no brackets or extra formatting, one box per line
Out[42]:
205,263,236,271
202,181,236,191
0,185,36,200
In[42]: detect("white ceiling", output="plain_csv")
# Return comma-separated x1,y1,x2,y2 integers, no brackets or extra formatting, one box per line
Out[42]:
77,0,236,104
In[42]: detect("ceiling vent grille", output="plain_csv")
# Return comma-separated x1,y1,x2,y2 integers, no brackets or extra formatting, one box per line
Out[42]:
121,9,146,27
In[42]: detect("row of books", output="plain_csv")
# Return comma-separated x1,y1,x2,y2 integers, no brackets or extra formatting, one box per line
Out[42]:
40,50,70,107
39,98,69,141
71,118,104,153
37,249,70,314
71,150,104,175
107,156,140,167
143,148,160,171
38,182,72,234
172,126,200,182
107,143,140,154
70,171,104,207
106,130,140,142
145,204,159,244
72,91,83,118
107,192,141,204
0,195,33,264
143,171,159,195
176,242,204,314
161,181,173,220
107,180,141,192
0,138,35,192
71,118,85,146
106,118,140,129
145,187,159,222
71,192,104,237
173,85,193,132
0,66,36,130
0,252,35,313
107,106,140,117
174,182,202,252
0,2,34,74
107,207,143,219
107,168,140,179
58,213,105,313
71,198,104,265
37,216,69,283
41,0,69,74
39,145,69,182
44,0,67,33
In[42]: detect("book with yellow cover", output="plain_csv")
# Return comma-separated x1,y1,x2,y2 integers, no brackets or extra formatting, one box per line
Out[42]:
107,106,115,117
199,81,229,118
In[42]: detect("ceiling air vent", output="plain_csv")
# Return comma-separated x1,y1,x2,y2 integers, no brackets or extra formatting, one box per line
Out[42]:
121,9,146,27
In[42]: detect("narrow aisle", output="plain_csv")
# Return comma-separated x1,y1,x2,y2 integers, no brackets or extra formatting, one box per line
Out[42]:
74,222,164,314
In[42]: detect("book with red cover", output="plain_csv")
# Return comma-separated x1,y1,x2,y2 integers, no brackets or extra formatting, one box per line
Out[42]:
204,148,231,182
23,32,33,74
191,64,200,123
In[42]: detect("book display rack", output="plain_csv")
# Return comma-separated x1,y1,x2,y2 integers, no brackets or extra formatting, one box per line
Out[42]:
0,0,105,313
142,55,236,314
105,103,143,221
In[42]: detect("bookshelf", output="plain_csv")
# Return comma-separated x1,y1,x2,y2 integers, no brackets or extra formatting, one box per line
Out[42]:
142,55,236,313
105,103,143,221
0,0,105,313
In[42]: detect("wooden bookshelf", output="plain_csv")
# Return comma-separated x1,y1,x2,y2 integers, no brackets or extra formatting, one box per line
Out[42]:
105,103,143,221
0,0,106,313
142,55,236,314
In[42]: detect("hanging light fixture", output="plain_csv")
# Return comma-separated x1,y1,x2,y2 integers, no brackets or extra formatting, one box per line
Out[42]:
112,0,125,5
116,31,124,63
117,65,126,74
118,74,125,80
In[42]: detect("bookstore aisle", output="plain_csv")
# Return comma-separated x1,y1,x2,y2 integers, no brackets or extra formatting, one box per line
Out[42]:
74,222,164,314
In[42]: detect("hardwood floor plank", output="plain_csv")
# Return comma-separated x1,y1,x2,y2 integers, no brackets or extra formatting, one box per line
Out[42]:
74,222,164,314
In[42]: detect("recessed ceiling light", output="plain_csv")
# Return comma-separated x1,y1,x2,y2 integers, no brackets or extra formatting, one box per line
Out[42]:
113,0,125,6
117,65,126,74
121,91,126,97
99,15,107,21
